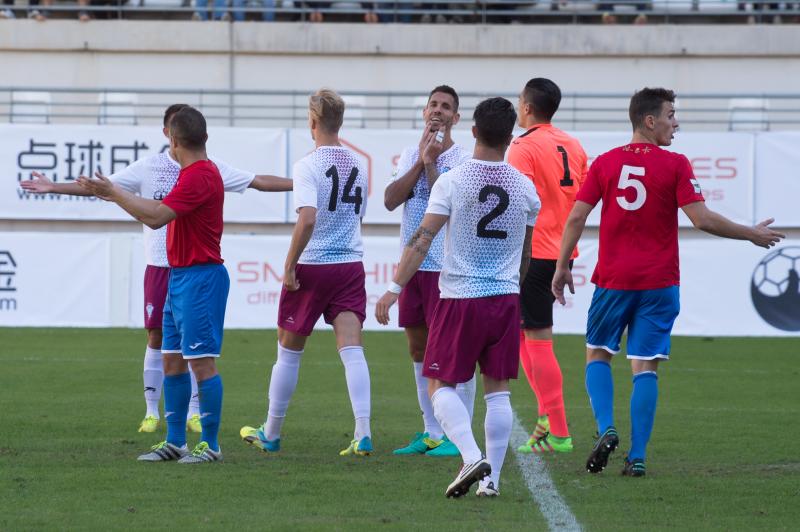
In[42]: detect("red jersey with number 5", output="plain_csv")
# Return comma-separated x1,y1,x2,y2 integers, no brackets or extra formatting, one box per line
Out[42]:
576,143,705,290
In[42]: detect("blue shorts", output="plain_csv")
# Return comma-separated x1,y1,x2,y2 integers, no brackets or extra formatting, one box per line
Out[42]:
586,286,680,360
162,263,230,359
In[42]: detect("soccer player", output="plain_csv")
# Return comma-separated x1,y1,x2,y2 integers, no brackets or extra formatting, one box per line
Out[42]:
20,104,292,435
376,97,541,498
507,78,588,455
552,87,784,477
240,89,373,457
384,85,474,457
79,105,236,462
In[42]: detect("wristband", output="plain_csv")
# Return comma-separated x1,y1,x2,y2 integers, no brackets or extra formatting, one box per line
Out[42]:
387,282,403,295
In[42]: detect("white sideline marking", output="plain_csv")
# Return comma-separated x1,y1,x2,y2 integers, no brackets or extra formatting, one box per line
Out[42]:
511,409,581,532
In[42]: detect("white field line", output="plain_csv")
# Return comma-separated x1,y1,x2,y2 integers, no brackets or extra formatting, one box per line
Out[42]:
511,408,582,532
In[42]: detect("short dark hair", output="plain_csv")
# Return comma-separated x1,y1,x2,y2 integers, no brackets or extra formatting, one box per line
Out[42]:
428,85,459,111
473,97,517,149
163,104,190,127
522,78,561,122
629,88,676,130
169,106,207,150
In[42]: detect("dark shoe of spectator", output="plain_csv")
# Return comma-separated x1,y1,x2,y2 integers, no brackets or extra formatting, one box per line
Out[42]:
0,8,15,18
601,12,617,24
29,9,47,21
79,10,91,22
633,13,647,24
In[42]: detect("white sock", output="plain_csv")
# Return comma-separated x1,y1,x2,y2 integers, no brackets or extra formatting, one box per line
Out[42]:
143,346,163,418
413,362,443,439
431,387,482,464
339,346,371,440
484,391,512,489
456,372,477,421
262,342,303,441
188,366,200,418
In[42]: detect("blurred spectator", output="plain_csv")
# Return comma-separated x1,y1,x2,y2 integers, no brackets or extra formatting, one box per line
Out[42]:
301,1,329,21
194,0,247,20
0,0,53,20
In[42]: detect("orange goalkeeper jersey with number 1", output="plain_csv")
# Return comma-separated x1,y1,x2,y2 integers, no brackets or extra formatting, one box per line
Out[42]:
508,123,588,260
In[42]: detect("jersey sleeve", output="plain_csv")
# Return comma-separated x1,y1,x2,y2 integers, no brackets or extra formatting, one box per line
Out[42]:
162,169,205,217
507,141,535,181
292,158,318,212
390,148,414,184
212,157,255,194
674,154,705,207
576,157,603,206
576,146,589,188
426,171,452,216
109,156,148,194
525,180,541,227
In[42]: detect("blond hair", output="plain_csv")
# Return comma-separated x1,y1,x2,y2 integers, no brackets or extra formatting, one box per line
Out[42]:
309,88,345,134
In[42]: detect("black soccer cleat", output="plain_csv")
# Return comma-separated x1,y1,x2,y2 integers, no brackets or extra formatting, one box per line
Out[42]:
586,427,619,473
621,457,646,477
445,458,491,498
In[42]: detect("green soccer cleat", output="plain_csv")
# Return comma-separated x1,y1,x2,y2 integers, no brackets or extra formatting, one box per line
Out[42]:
138,415,159,433
517,416,550,452
137,441,188,462
426,436,460,457
339,436,373,456
622,457,646,477
393,432,434,455
186,414,202,434
529,434,573,454
178,441,223,464
240,426,281,453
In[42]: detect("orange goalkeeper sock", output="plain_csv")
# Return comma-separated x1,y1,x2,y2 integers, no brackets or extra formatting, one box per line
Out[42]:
519,331,546,417
526,338,569,437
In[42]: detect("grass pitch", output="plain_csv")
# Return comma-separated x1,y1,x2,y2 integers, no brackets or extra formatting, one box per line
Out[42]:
1,329,798,530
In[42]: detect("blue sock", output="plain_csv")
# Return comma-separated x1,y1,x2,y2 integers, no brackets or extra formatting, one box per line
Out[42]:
629,371,658,462
198,374,223,452
164,372,191,448
585,360,615,434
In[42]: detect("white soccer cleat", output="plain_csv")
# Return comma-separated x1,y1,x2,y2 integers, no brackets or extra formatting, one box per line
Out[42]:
178,442,223,464
476,479,499,497
445,458,491,498
137,441,188,462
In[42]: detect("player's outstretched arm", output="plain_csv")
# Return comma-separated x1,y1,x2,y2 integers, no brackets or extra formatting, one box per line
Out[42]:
375,213,448,325
248,174,293,192
283,206,317,292
682,201,785,249
552,201,593,305
19,171,91,196
77,172,176,229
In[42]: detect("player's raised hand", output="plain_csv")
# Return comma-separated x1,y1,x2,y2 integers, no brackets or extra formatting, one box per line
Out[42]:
19,171,55,193
77,172,115,201
283,266,300,292
421,126,445,165
750,218,785,249
418,124,435,154
375,291,399,325
551,267,575,306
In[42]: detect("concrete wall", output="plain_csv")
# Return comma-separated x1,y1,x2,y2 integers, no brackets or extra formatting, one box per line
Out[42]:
0,20,797,94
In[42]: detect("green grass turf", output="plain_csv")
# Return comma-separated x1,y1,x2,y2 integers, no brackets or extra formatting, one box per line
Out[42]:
0,329,798,530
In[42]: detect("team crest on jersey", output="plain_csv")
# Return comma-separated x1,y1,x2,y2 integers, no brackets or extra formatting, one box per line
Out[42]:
146,303,154,319
690,178,702,194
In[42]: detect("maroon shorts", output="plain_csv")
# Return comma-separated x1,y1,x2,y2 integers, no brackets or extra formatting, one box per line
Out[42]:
143,265,170,330
398,270,441,328
278,262,366,336
423,294,520,384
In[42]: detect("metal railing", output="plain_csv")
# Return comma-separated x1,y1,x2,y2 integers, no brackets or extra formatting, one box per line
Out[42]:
1,0,798,24
2,87,799,130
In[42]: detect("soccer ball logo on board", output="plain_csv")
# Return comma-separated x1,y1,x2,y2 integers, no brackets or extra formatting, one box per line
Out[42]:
751,246,800,332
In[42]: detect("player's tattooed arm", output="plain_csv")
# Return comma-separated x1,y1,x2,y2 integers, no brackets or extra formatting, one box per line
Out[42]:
407,226,436,256
519,226,533,286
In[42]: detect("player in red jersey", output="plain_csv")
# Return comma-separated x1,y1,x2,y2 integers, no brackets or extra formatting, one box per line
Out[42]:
508,78,588,455
552,88,784,477
79,106,230,463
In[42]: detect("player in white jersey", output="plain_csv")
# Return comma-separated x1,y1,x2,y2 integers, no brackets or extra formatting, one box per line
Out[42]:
240,89,374,457
384,85,474,457
377,97,540,498
19,104,292,434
